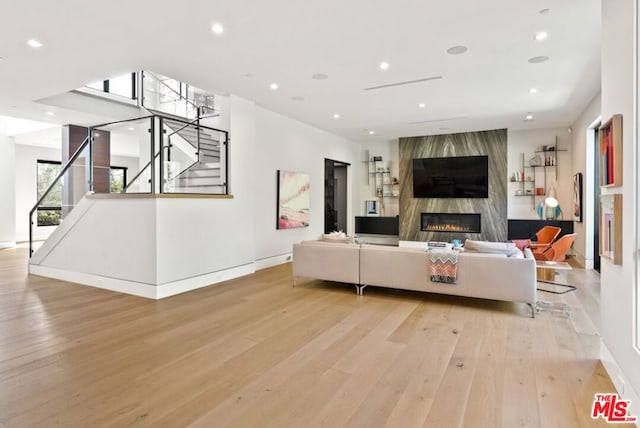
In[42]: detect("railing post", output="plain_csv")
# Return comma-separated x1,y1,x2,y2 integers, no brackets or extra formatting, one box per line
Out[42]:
224,131,229,195
150,117,155,194
88,128,94,192
196,106,201,161
159,117,164,193
29,213,33,257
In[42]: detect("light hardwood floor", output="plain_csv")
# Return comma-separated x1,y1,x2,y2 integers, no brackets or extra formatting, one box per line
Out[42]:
0,247,630,427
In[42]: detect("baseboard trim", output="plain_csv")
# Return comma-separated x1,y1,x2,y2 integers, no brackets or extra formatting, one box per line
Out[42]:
0,241,16,249
29,263,256,300
255,253,292,270
600,340,640,426
155,263,255,298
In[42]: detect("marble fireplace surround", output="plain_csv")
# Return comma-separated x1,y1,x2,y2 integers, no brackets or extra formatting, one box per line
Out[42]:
399,129,507,242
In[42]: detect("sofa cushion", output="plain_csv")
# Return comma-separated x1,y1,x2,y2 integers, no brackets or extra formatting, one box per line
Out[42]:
464,239,520,256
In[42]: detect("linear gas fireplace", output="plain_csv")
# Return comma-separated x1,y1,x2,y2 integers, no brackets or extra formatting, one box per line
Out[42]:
421,213,481,233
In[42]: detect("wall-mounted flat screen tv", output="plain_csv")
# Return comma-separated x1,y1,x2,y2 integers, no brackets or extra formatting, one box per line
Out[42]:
412,155,488,198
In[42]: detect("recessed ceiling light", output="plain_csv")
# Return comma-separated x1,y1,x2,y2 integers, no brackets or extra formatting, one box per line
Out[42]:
27,39,43,48
368,130,376,135
539,8,551,14
128,127,135,131
333,113,340,119
528,56,549,64
379,62,390,70
45,111,55,116
418,103,426,109
211,23,224,35
312,73,328,80
525,113,534,120
535,31,548,41
269,83,279,90
94,132,100,137
529,88,538,94
447,45,468,55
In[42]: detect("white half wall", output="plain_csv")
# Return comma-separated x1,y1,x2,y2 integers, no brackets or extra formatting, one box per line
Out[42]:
253,106,358,263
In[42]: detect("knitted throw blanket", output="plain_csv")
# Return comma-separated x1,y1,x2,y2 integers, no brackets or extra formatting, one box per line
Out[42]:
429,250,459,284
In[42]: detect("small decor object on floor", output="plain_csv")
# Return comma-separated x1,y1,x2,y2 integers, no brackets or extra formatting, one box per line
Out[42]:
429,250,459,284
277,170,310,229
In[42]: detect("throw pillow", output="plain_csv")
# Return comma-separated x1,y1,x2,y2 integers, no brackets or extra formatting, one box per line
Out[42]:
463,239,519,257
321,232,354,244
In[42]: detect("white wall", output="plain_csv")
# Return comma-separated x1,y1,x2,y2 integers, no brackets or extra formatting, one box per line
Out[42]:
156,95,256,283
507,128,573,220
0,122,16,248
357,140,400,217
599,0,640,417
569,93,601,268
253,106,358,265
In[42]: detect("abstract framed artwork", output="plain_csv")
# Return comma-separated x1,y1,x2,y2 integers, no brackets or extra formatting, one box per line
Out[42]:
573,172,583,222
277,170,310,229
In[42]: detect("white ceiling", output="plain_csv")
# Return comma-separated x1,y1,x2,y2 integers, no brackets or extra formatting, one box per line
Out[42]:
0,0,601,142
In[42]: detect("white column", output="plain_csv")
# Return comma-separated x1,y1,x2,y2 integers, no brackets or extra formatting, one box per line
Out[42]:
0,119,16,248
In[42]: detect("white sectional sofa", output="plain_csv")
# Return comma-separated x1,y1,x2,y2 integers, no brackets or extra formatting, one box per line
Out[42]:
292,240,361,293
292,240,537,317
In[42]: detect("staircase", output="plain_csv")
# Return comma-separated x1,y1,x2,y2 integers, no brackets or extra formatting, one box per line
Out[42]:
163,118,226,193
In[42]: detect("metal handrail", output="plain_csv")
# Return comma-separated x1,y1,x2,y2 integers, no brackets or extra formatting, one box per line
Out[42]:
143,70,199,111
123,150,162,193
29,134,90,256
90,115,154,131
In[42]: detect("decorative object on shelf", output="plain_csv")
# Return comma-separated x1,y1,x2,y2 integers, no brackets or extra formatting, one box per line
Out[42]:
573,172,583,222
372,155,382,161
536,183,561,220
530,155,542,166
365,199,379,216
535,187,545,196
515,189,523,196
392,176,399,184
600,194,622,265
599,114,622,187
277,170,310,229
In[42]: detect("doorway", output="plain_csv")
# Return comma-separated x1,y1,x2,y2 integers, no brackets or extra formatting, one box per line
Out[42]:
592,125,601,272
324,159,349,234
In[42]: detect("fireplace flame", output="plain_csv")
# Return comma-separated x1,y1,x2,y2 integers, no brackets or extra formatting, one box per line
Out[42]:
424,223,475,232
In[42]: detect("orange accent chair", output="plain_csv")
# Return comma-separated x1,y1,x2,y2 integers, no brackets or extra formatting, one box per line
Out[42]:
512,225,561,251
529,225,562,251
533,233,577,262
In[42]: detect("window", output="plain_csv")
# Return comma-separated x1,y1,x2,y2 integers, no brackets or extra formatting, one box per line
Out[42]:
36,160,128,226
36,160,62,226
110,166,127,193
